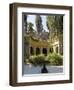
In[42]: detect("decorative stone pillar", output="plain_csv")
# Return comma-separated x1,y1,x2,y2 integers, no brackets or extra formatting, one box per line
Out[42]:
40,47,43,54
34,47,36,55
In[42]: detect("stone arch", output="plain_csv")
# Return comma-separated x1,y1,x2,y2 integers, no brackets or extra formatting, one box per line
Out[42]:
30,47,34,55
36,47,40,55
49,48,53,53
43,48,47,55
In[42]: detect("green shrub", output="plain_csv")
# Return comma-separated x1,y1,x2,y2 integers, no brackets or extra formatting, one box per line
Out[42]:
46,53,63,65
29,54,50,66
29,53,63,66
29,55,37,65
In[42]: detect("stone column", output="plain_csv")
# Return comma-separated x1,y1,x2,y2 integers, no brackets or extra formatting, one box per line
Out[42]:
47,47,49,55
34,47,36,55
58,44,60,55
40,47,43,54
29,46,30,56
53,46,55,53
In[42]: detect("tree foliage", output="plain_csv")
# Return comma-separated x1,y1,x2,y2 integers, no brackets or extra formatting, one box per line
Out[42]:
27,22,34,32
28,53,63,66
35,15,43,33
46,15,63,38
46,53,63,65
29,54,50,66
24,36,30,62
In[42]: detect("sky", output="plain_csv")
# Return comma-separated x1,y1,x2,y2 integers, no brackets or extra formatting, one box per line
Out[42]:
27,15,49,32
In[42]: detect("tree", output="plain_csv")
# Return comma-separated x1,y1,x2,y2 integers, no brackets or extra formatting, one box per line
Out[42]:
46,15,63,55
27,22,34,32
24,36,30,63
24,15,27,32
55,16,63,55
46,15,63,38
35,15,43,33
55,16,63,35
46,16,55,41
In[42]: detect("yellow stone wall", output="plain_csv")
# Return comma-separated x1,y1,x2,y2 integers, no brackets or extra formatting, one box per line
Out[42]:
29,37,49,48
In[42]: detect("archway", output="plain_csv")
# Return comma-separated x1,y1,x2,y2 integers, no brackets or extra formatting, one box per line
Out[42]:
43,48,47,55
49,48,53,53
30,47,34,55
36,48,40,55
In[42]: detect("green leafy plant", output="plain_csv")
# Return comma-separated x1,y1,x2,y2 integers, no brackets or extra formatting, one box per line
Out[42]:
46,53,63,65
29,54,50,66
